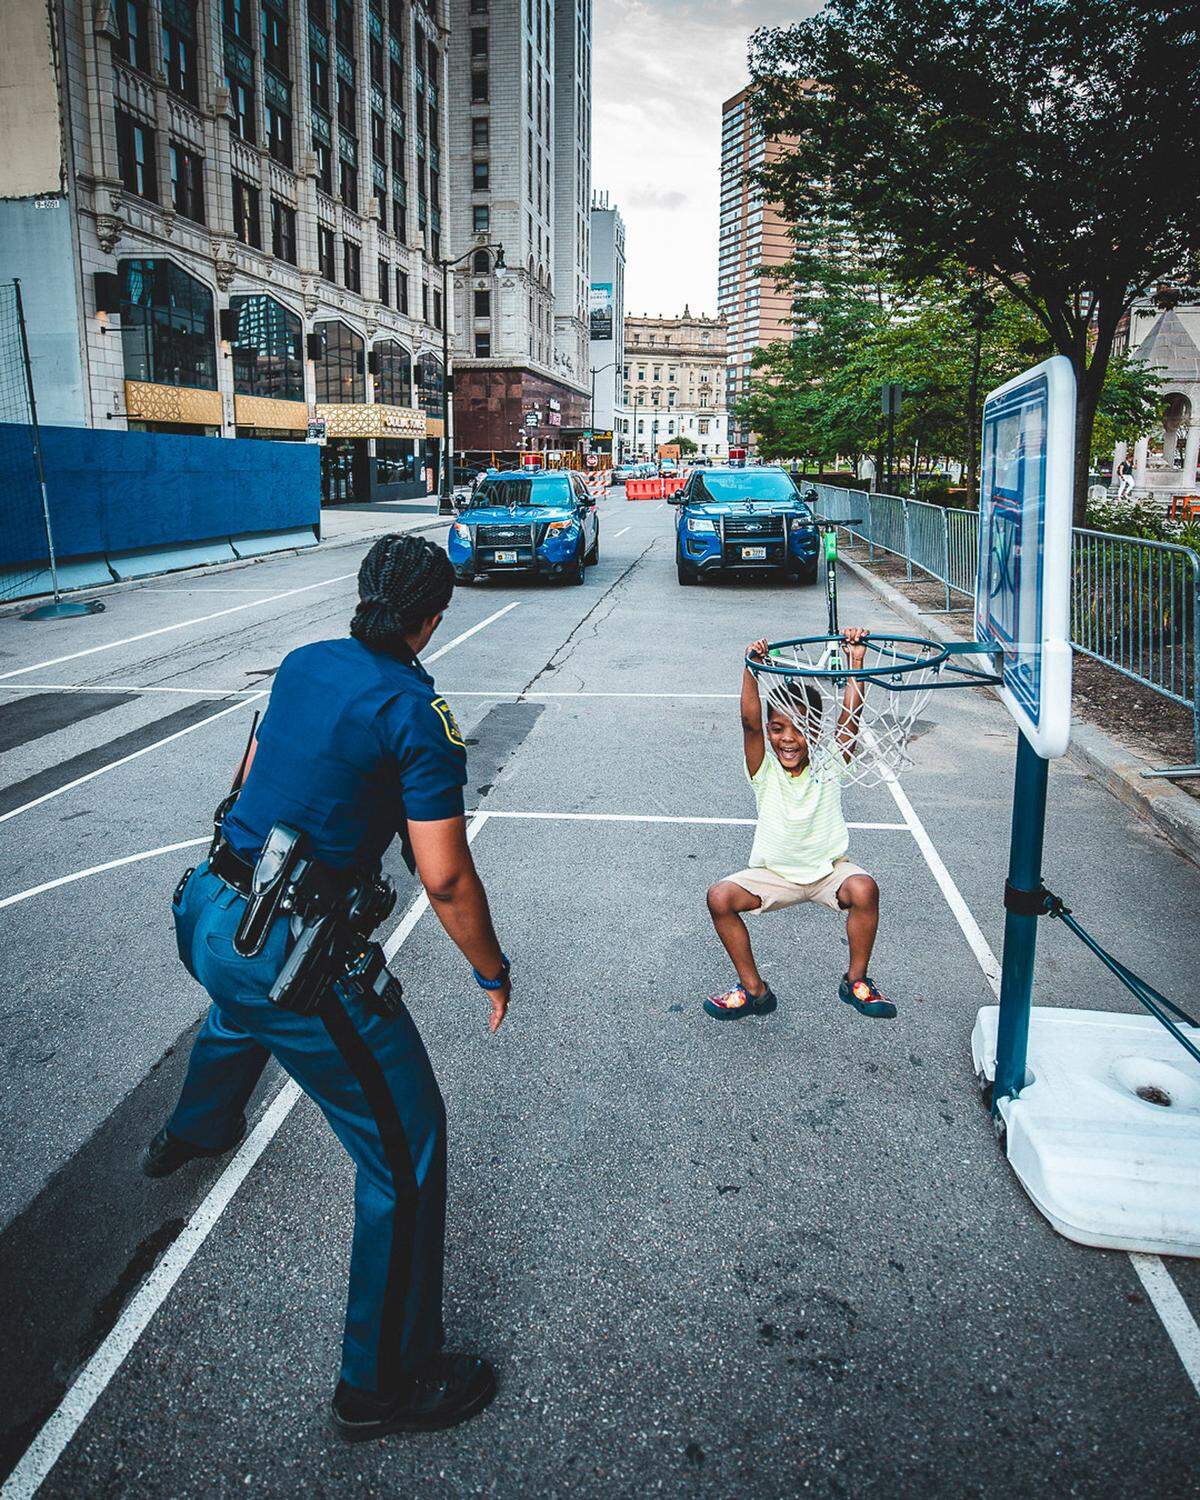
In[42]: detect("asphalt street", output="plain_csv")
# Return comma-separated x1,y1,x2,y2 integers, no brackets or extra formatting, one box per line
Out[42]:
0,487,1198,1496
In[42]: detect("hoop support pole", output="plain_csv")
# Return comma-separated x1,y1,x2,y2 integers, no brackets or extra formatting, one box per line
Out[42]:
993,731,1050,1110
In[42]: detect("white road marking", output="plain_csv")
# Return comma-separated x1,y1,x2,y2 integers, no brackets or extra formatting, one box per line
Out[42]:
0,683,265,698
0,572,359,683
1130,1253,1200,1396
0,694,269,826
615,526,631,537
443,689,739,699
478,809,906,830
0,602,520,827
0,838,209,912
424,602,520,663
0,684,736,701
879,758,1200,1399
0,813,489,1500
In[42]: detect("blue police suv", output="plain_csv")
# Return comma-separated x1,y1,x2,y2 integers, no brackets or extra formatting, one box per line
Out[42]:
670,465,820,586
448,469,600,585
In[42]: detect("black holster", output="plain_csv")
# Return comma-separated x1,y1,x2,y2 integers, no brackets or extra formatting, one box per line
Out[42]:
233,824,307,957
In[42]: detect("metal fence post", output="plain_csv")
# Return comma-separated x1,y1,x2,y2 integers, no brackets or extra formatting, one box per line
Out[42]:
902,500,912,581
940,506,951,612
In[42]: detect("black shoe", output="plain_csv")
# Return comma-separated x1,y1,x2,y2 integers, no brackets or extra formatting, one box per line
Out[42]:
330,1354,497,1441
140,1120,246,1178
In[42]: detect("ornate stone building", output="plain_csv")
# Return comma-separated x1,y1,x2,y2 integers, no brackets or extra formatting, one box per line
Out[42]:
1116,300,1200,503
0,0,454,502
622,310,727,459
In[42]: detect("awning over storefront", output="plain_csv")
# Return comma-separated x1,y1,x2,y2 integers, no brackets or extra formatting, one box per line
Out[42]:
233,395,307,430
124,381,222,426
313,403,427,439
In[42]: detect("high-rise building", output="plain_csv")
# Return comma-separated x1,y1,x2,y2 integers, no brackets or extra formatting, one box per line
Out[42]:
718,86,795,454
623,311,727,460
447,0,591,458
588,190,626,458
0,0,455,504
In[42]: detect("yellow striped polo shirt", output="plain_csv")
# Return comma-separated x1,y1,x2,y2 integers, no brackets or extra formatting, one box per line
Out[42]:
745,749,849,885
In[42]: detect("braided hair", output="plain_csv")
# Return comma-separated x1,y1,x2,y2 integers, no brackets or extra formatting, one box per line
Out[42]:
351,533,455,658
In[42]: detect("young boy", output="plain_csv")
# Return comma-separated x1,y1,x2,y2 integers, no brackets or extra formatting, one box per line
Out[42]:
703,628,895,1021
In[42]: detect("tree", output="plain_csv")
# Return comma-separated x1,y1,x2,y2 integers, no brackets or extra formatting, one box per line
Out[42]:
674,434,699,456
749,0,1200,522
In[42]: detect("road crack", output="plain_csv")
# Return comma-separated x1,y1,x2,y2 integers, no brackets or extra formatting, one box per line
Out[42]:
517,536,659,697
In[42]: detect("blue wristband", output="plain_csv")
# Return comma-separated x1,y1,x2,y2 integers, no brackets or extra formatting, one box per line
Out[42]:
472,953,510,990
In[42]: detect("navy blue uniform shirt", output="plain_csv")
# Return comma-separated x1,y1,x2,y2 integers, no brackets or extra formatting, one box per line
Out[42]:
224,636,467,869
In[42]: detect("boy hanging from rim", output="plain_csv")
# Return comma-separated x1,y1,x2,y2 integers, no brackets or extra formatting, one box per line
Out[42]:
703,628,895,1021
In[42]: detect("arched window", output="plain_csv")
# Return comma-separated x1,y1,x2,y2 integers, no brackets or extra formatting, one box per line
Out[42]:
229,294,303,400
415,352,444,417
373,339,413,406
472,249,490,273
314,320,365,402
119,258,216,389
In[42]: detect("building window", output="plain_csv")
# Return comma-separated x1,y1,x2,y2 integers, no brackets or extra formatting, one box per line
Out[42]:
223,0,251,40
317,224,336,281
473,288,490,318
333,0,354,51
261,1,289,75
228,294,303,400
373,339,412,405
470,0,487,11
228,79,255,142
472,160,489,191
421,282,428,321
378,259,390,305
314,319,365,402
433,288,443,329
370,34,384,87
160,0,198,104
266,98,293,166
472,117,489,147
470,70,487,102
472,205,489,233
397,270,409,313
169,142,205,223
115,0,150,71
393,196,406,239
338,79,357,133
119,257,215,389
271,199,296,263
343,238,361,292
340,159,358,210
315,141,333,194
474,332,490,357
415,351,443,417
310,51,330,112
371,111,386,163
471,27,487,57
472,249,490,273
115,112,157,202
232,177,261,248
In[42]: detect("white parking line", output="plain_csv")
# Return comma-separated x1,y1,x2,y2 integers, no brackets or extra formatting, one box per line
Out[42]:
0,838,209,912
0,815,489,1500
615,526,631,537
425,602,520,663
0,694,269,826
878,758,1199,1401
0,572,359,683
0,683,265,698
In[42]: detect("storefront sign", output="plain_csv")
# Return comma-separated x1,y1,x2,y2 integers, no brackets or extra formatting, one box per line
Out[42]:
306,417,327,445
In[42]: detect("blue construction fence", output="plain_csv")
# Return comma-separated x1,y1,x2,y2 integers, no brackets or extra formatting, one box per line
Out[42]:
0,424,320,602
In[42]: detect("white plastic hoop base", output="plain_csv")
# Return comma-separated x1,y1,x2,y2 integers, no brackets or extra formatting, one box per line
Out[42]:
972,1006,1200,1258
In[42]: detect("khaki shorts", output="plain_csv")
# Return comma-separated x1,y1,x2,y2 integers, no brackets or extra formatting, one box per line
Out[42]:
724,858,870,914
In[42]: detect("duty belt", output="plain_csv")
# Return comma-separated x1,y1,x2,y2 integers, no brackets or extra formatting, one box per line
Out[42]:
209,839,254,896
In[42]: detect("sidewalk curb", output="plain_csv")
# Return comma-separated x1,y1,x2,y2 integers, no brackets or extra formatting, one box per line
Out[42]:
840,553,1200,870
0,513,450,621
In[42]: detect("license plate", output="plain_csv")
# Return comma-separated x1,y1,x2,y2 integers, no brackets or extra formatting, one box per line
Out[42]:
741,546,767,560
494,550,517,563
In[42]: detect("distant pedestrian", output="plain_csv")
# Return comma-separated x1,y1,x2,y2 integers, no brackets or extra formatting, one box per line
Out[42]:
1116,457,1134,500
144,533,509,1441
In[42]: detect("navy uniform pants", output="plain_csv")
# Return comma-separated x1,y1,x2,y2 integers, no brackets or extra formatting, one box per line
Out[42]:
167,865,446,1394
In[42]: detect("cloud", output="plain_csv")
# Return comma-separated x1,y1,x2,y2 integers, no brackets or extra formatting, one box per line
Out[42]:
592,0,816,317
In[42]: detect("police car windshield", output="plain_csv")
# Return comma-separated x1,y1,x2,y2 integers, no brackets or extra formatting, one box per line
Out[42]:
469,476,574,508
694,470,800,503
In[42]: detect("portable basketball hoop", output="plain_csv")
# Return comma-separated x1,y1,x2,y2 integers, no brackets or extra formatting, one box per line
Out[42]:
750,632,998,789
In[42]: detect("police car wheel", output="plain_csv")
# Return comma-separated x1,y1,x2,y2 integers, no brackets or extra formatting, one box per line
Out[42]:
586,530,599,565
570,543,587,584
791,562,819,586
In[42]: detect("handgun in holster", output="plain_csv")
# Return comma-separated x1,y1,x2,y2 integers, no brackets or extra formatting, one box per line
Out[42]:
233,823,309,958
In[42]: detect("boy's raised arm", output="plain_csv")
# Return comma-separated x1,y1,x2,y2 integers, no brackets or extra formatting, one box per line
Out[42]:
836,627,870,762
742,638,768,777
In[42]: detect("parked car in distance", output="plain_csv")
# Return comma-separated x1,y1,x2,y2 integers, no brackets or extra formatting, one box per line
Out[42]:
448,469,600,585
669,465,820,586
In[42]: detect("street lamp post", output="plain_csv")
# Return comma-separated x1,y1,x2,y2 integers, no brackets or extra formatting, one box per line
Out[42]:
589,359,618,457
438,241,505,515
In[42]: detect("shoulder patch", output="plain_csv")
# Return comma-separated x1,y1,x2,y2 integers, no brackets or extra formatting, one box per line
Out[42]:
430,696,465,748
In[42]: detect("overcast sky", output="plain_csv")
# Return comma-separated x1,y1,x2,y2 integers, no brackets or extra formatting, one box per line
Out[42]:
591,1,813,319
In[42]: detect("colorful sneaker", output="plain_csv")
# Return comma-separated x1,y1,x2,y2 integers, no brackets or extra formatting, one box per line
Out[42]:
703,982,777,1020
838,974,896,1019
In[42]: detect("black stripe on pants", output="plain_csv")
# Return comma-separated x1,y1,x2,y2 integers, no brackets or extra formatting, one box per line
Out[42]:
321,995,420,1394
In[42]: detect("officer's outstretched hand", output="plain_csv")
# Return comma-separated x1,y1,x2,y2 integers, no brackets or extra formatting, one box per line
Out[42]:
487,976,510,1032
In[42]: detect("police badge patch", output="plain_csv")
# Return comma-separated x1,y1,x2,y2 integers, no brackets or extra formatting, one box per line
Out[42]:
431,697,466,748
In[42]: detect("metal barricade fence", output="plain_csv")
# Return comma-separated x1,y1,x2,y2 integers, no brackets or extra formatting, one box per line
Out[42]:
805,481,1200,769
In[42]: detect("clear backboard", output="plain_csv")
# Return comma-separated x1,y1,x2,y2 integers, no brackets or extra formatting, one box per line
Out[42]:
975,355,1075,758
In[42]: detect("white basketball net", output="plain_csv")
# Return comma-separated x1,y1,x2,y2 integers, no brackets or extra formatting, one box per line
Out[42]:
754,638,944,790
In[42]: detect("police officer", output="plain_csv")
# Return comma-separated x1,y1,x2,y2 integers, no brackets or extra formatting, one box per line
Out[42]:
143,533,510,1440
